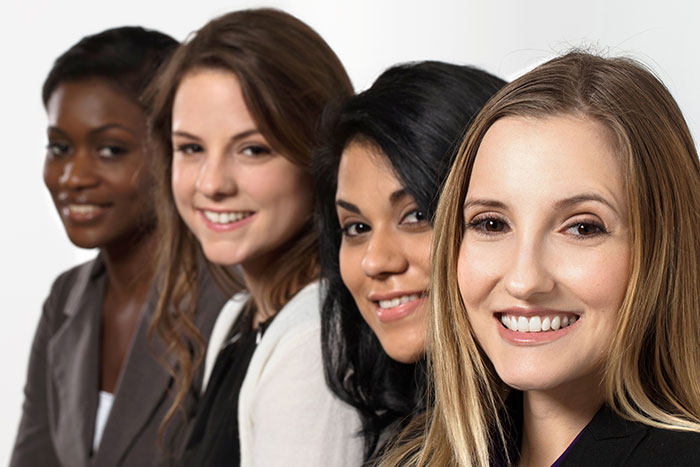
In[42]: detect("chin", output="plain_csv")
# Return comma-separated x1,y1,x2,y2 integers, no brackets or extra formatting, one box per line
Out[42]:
381,339,425,364
200,243,246,266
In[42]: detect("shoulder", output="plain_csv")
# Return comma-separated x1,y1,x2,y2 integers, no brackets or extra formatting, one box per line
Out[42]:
267,282,322,338
245,282,323,379
42,256,102,322
568,406,700,467
631,425,700,465
47,257,101,299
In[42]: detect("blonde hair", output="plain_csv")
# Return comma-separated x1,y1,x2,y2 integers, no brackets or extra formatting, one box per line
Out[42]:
145,8,352,432
380,51,700,466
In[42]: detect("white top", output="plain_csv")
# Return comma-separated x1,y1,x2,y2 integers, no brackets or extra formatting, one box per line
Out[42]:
203,282,363,467
92,391,114,452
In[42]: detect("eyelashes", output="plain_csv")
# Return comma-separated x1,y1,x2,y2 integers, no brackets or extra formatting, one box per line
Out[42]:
465,214,609,239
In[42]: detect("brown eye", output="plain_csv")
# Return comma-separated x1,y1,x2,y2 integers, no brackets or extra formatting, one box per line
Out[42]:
484,219,505,232
467,216,510,235
566,222,606,237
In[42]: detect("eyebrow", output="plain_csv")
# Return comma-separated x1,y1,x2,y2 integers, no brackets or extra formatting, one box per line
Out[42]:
464,193,619,215
171,128,261,143
554,193,620,215
335,188,409,215
48,123,138,137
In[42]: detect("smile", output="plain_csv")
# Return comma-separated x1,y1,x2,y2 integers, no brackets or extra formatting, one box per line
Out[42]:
62,203,108,222
499,313,579,333
378,293,421,309
202,210,253,224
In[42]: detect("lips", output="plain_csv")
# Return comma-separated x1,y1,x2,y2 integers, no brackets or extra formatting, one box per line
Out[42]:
198,208,256,232
202,209,253,224
494,308,581,344
369,291,427,323
59,201,110,222
499,313,579,333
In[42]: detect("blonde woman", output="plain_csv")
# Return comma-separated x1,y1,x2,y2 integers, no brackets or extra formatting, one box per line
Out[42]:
383,51,700,466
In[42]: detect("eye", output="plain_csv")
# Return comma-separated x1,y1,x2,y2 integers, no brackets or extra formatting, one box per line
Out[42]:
175,143,203,155
564,221,607,237
401,209,428,225
241,145,272,157
467,215,510,235
97,145,128,158
47,142,70,157
341,222,371,238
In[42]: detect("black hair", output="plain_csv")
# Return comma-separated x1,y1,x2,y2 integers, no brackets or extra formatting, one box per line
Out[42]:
313,61,506,461
42,26,178,106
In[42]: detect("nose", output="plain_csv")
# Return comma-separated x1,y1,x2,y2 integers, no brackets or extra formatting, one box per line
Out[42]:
504,236,555,300
361,228,409,279
195,152,237,199
58,150,99,190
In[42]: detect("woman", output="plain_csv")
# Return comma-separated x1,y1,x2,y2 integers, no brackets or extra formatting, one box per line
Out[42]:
382,51,700,466
314,61,505,460
11,27,226,467
147,9,363,466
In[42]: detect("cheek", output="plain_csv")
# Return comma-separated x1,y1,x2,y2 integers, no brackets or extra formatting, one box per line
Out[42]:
409,231,432,276
557,243,630,311
457,238,508,308
171,161,195,206
339,243,363,299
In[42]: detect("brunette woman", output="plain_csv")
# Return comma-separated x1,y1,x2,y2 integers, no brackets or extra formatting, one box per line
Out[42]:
147,9,363,466
313,61,505,461
382,51,700,466
11,27,226,467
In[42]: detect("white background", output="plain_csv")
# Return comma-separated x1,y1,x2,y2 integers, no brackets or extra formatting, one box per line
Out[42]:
2,0,698,462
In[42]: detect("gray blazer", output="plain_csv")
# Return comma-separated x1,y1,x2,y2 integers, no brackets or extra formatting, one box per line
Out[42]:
10,256,227,467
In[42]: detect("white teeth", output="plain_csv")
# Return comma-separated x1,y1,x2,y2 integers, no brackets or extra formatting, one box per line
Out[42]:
541,316,551,331
517,316,529,333
551,316,561,330
203,210,251,224
68,204,100,214
378,293,420,309
500,313,579,333
508,316,518,331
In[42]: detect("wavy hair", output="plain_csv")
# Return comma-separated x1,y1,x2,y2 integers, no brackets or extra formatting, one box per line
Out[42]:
381,51,700,466
313,61,504,461
146,8,352,431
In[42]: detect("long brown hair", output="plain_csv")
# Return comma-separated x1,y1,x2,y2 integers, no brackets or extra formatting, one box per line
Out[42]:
381,51,700,466
146,8,352,431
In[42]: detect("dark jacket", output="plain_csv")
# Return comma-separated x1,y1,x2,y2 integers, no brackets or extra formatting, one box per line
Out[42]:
563,405,700,466
10,256,227,467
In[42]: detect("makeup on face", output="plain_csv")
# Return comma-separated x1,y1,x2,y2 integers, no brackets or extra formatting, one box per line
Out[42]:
170,69,313,269
44,78,153,250
457,115,630,393
336,142,431,364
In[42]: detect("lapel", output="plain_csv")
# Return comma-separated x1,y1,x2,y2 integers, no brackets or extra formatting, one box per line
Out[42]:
562,405,648,466
92,287,173,467
93,261,228,466
48,258,105,467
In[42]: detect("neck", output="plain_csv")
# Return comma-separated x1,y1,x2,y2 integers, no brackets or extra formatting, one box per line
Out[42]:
100,229,156,303
517,376,604,467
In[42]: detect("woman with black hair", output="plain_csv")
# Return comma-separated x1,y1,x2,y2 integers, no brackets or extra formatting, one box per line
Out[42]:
313,61,505,461
11,27,226,467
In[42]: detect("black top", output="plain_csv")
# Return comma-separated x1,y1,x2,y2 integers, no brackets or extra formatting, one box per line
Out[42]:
180,307,271,467
495,393,700,467
562,405,700,466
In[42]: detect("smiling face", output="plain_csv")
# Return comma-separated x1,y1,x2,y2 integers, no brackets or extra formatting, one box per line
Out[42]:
336,142,431,363
44,78,153,250
457,115,630,394
170,68,313,271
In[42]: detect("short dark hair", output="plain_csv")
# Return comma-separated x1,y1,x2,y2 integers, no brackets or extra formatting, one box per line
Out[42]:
42,26,178,106
312,60,506,459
